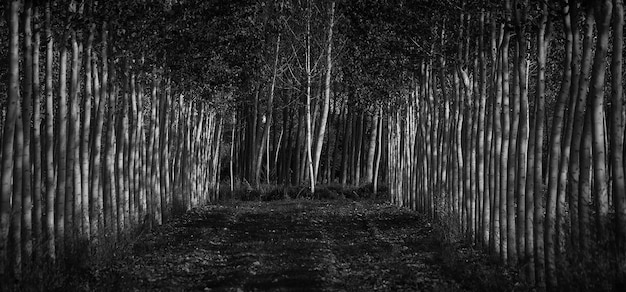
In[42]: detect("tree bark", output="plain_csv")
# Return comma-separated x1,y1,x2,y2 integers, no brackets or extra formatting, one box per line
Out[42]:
589,0,611,247
69,28,81,238
313,1,335,181
569,4,595,256
80,20,95,239
43,0,56,259
32,3,43,262
22,0,34,264
533,3,550,287
545,2,573,287
56,27,69,252
610,0,626,254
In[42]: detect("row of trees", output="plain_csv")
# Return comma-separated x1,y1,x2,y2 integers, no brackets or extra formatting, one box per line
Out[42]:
0,0,223,278
226,0,387,194
387,0,625,289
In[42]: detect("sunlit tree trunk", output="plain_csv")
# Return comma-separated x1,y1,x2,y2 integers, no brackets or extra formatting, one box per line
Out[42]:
80,19,95,239
129,72,138,227
43,0,56,259
90,37,105,238
545,2,573,288
1,2,21,266
69,28,81,238
305,0,315,192
56,26,69,253
500,0,513,264
492,22,503,256
32,3,43,262
589,0,611,247
478,9,490,248
313,1,335,181
150,78,163,223
373,107,383,193
22,0,34,264
104,49,118,237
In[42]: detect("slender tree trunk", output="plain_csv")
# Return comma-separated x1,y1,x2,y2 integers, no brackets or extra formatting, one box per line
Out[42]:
32,3,43,262
255,34,281,185
90,38,105,238
579,97,593,256
589,0,612,247
533,3,550,287
22,0,34,265
13,98,25,275
569,4,595,256
478,9,490,248
341,110,353,186
69,29,81,238
313,1,335,180
374,107,383,193
610,0,626,254
501,0,514,263
43,0,56,259
56,27,69,252
80,20,94,239
545,2,573,288
562,0,581,256
104,46,118,236
305,0,315,193
366,110,379,184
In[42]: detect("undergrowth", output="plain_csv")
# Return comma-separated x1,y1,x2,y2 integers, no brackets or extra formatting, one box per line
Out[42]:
430,192,529,292
429,192,625,291
219,182,390,202
1,226,149,291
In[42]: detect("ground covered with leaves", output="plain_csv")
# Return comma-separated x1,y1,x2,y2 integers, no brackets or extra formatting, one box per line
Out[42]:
79,199,525,291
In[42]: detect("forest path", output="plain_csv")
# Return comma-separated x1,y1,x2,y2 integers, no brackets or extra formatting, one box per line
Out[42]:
94,200,518,291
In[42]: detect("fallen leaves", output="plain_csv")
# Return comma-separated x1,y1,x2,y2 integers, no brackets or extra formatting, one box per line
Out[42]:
84,199,524,291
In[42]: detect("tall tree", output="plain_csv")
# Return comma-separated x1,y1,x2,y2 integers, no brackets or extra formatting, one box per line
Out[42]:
610,0,626,254
312,1,335,181
589,0,612,247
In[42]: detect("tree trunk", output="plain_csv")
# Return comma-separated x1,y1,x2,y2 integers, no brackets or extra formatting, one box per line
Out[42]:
43,0,56,259
80,21,95,239
589,0,611,247
545,2,573,288
13,99,25,275
562,0,582,256
501,0,514,263
569,4,595,256
32,3,43,262
90,38,105,238
366,110,379,184
374,107,383,193
478,9,490,248
313,1,335,181
255,34,281,185
533,3,550,287
22,0,34,264
69,29,81,238
305,0,315,193
56,27,69,252
610,0,626,254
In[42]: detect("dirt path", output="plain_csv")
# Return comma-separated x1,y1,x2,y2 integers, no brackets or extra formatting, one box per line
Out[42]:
92,200,513,291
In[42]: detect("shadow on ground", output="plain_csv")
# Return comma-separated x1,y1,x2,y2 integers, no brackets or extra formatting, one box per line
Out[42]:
81,199,525,291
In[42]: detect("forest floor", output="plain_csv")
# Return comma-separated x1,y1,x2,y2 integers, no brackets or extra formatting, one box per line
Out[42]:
75,198,527,291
